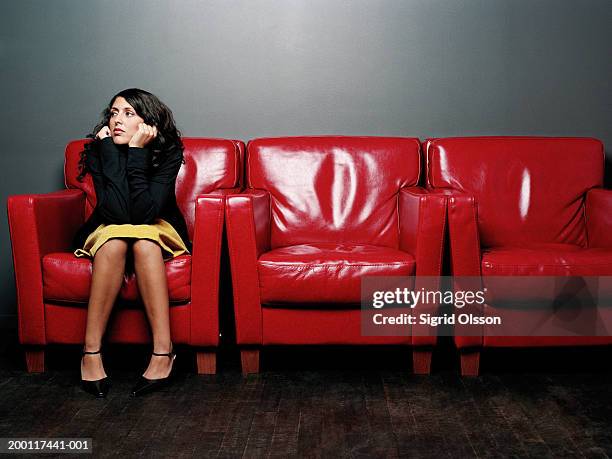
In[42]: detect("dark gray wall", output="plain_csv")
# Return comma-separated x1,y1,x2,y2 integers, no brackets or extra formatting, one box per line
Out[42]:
1,0,611,326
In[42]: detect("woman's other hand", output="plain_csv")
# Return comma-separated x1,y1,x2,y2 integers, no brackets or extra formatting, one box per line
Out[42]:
95,126,111,140
128,123,158,148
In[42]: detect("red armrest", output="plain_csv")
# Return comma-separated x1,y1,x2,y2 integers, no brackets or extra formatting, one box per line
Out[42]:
398,187,447,276
444,191,485,348
447,192,482,276
189,191,240,347
586,188,612,248
225,190,271,344
398,187,446,346
7,189,86,345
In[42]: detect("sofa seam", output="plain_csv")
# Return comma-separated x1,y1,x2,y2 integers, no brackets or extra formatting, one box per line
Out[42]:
258,262,415,268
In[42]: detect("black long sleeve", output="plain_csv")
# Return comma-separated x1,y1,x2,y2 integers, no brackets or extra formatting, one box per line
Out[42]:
88,138,130,223
126,147,183,224
74,140,190,251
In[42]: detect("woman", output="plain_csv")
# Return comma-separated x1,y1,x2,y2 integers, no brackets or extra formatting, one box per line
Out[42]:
74,88,191,398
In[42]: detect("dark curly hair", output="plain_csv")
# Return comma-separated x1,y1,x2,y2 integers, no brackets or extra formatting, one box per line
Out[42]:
77,88,184,181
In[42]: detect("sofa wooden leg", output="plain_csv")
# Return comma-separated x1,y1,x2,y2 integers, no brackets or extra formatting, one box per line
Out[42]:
25,349,45,373
241,349,260,375
196,351,216,375
460,350,480,376
413,349,432,375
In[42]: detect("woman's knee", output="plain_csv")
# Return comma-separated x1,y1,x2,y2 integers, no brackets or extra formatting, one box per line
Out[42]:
132,239,162,260
95,239,129,261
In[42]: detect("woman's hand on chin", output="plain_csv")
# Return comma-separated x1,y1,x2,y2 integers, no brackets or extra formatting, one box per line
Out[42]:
95,126,111,140
128,123,157,148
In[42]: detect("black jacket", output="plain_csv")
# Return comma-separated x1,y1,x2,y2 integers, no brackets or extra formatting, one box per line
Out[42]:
73,137,191,252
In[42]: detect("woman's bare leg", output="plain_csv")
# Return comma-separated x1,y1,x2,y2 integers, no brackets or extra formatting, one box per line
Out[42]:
81,239,128,381
132,239,173,379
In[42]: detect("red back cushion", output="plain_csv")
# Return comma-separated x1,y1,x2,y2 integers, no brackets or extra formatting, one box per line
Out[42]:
247,136,421,249
65,138,241,238
427,137,604,248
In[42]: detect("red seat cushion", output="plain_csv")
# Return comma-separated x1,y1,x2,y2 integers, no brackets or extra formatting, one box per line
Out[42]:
481,244,612,304
42,252,191,304
482,244,612,276
258,243,415,305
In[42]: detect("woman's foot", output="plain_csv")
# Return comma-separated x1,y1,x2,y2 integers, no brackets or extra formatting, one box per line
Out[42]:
131,345,176,397
142,346,175,379
80,350,108,381
80,349,110,398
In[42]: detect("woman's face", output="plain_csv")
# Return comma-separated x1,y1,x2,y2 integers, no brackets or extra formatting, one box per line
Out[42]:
108,97,145,144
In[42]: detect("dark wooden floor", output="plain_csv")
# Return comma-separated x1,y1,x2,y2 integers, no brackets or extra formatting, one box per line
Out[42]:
1,332,612,458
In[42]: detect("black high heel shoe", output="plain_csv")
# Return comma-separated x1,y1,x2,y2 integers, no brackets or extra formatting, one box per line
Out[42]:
131,346,176,397
80,349,110,398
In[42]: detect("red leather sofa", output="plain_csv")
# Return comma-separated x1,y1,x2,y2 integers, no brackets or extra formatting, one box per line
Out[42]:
7,138,244,374
226,137,447,374
425,136,612,375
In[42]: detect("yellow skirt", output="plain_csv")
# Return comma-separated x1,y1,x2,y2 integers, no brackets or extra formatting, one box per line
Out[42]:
74,219,189,260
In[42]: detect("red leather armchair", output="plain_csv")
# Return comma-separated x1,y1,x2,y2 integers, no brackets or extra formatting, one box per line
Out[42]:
226,137,447,374
8,138,244,374
426,136,612,375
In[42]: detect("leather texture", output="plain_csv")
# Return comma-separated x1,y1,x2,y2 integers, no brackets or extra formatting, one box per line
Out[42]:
42,253,191,303
481,244,612,277
227,137,447,349
586,188,612,248
247,136,421,249
258,243,415,304
428,136,611,351
427,136,603,248
44,303,191,344
7,190,85,345
262,309,412,345
9,138,242,348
